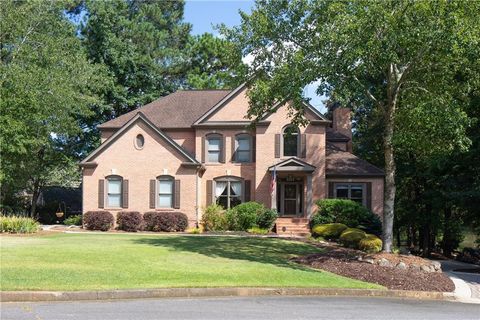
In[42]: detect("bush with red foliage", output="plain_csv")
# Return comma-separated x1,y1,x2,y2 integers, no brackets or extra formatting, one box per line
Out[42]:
143,212,188,232
83,211,114,231
116,211,143,232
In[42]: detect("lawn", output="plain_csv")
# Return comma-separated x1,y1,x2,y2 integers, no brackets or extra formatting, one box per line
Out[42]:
0,233,382,291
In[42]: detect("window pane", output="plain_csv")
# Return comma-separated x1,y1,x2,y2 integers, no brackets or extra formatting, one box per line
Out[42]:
108,179,121,194
283,134,298,156
230,181,242,197
237,138,250,151
108,194,121,207
217,196,228,209
351,185,364,199
230,197,242,208
236,150,250,162
208,138,220,151
208,151,220,162
336,185,349,198
158,195,172,207
158,180,173,194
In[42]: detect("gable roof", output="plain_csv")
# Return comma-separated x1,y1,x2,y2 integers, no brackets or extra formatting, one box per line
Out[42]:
325,143,384,177
268,157,316,173
98,90,231,129
81,113,200,166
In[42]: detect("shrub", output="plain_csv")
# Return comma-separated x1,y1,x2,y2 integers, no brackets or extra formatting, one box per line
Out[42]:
256,209,278,230
116,211,143,232
247,226,270,235
339,228,367,248
311,199,382,236
201,204,228,231
312,223,348,239
359,234,383,253
0,215,40,233
190,227,202,234
144,212,188,232
63,215,82,226
83,211,114,231
225,202,264,231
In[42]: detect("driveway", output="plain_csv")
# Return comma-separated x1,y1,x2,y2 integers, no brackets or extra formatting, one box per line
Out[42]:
2,296,479,320
440,259,480,302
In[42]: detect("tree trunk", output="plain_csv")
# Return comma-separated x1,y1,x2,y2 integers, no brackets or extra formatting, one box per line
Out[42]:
30,178,40,218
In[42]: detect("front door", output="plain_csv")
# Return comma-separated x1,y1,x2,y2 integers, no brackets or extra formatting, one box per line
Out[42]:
279,182,303,216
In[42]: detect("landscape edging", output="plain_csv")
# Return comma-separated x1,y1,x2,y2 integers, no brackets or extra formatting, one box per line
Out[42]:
1,287,455,303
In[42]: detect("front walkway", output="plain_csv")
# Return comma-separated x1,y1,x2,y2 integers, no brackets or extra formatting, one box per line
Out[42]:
440,260,480,303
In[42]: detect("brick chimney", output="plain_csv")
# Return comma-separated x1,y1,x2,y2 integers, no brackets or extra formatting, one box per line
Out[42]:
332,107,352,151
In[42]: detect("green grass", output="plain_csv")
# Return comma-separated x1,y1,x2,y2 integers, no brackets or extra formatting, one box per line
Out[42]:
0,233,383,291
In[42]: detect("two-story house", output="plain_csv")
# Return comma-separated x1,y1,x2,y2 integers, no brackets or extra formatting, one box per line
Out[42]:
80,83,384,235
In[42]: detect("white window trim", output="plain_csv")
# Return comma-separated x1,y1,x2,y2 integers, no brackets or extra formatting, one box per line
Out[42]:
157,176,174,209
282,125,300,157
333,182,366,206
214,177,244,209
235,134,252,163
206,134,222,163
106,176,123,209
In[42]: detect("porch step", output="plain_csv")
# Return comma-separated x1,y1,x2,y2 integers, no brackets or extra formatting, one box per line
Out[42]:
275,218,310,237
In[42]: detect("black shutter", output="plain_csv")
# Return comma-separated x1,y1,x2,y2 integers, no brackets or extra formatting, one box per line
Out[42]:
328,182,334,198
301,134,306,158
201,136,206,163
122,179,129,208
206,180,213,205
149,179,156,209
98,179,104,208
366,182,372,211
251,136,256,162
244,180,251,202
274,134,281,158
174,180,181,209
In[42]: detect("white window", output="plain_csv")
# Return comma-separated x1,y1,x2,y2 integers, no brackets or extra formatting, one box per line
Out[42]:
157,177,174,208
235,134,251,163
207,135,221,163
335,183,365,205
107,177,122,207
215,178,242,209
282,125,299,157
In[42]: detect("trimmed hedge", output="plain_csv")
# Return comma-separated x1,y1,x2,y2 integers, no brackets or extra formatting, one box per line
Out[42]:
312,223,348,239
201,204,228,231
84,211,114,231
116,211,142,232
310,199,382,236
339,228,367,248
359,234,383,253
144,211,188,232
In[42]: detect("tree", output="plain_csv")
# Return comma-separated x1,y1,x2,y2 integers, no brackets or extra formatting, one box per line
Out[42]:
0,0,109,216
185,33,246,89
225,0,479,251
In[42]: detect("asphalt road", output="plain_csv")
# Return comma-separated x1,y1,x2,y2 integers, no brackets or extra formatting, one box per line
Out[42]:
2,296,479,320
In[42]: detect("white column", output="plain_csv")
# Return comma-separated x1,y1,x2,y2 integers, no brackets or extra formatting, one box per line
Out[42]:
306,174,313,218
271,180,277,211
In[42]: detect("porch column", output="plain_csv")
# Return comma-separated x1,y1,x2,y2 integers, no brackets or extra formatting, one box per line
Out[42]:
306,174,313,218
271,183,277,211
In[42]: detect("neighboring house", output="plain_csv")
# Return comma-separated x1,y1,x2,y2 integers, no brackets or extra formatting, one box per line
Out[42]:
80,83,384,235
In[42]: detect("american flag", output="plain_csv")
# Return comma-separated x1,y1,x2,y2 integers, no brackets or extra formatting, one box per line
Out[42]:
270,166,277,196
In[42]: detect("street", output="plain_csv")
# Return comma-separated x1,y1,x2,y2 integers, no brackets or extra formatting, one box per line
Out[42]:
2,296,479,320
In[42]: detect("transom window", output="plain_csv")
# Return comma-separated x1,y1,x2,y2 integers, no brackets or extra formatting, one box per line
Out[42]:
335,183,365,205
235,134,251,163
283,125,299,157
157,176,174,208
107,176,122,207
215,178,243,209
206,134,222,163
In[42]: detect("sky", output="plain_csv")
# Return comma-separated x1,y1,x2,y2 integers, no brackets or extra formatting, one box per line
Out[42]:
184,0,326,112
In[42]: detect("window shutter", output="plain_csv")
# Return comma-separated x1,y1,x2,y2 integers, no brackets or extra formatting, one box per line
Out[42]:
220,135,226,163
301,134,306,158
366,182,372,211
231,136,237,162
206,180,213,205
122,179,129,208
174,180,181,209
201,136,206,163
98,179,104,208
274,134,280,158
149,179,156,209
244,180,251,202
251,136,256,162
328,182,334,198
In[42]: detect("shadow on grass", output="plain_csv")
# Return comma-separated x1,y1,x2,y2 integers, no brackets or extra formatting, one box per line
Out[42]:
133,236,324,272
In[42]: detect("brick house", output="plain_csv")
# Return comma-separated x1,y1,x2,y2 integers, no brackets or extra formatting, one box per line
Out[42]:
80,83,384,235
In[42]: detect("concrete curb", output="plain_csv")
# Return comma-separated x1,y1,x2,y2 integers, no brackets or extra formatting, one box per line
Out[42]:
0,287,455,303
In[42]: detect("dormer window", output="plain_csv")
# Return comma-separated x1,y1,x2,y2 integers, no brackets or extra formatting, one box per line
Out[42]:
283,125,300,157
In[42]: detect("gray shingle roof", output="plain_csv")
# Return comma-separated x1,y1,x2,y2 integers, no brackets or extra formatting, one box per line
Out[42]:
326,143,384,177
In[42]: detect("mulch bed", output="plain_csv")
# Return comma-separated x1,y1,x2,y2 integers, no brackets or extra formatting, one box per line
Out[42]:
293,244,455,292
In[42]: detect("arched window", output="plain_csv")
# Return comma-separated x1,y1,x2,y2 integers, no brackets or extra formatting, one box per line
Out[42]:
282,125,300,157
214,176,243,209
206,133,223,163
234,133,252,163
106,175,123,207
157,175,174,208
